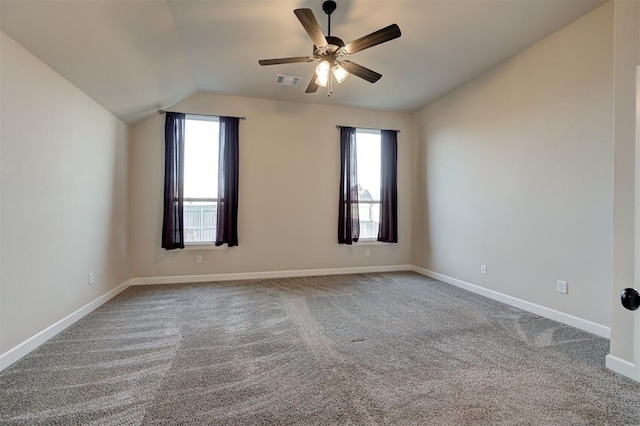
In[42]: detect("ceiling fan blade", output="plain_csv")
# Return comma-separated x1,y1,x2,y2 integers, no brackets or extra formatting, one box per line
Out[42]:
294,8,328,48
258,57,315,66
340,60,382,83
305,72,319,93
344,24,401,54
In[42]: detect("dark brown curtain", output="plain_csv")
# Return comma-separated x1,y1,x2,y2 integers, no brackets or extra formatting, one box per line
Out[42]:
338,126,359,244
216,116,240,247
378,129,398,243
162,112,186,250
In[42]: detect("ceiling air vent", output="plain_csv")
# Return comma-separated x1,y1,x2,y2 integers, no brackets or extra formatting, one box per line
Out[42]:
275,74,301,87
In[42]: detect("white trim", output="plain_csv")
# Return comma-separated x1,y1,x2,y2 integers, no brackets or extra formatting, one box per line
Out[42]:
356,128,381,135
0,280,132,372
183,244,226,251
411,266,611,339
606,354,639,381
355,240,393,246
130,265,413,286
1,266,619,374
186,113,219,123
633,65,640,382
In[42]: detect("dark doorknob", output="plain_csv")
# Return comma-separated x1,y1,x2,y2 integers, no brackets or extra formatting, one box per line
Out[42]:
621,288,640,311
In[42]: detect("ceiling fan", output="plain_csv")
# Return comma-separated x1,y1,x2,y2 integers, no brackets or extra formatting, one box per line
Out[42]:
258,1,401,94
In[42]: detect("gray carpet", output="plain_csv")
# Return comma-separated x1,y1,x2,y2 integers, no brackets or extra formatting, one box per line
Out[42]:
1,272,640,425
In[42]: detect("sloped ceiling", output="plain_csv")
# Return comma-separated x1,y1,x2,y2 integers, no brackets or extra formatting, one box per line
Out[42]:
0,0,606,125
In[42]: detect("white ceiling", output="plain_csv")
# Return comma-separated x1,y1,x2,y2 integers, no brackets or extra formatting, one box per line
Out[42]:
0,0,606,125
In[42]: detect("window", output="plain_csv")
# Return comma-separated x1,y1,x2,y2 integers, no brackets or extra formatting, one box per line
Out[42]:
338,126,397,245
183,115,219,244
163,112,239,250
355,129,381,240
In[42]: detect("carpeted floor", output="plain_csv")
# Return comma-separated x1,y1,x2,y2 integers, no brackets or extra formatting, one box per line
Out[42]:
1,272,640,425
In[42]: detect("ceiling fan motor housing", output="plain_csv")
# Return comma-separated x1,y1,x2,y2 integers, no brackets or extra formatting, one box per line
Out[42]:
314,35,345,57
325,36,345,48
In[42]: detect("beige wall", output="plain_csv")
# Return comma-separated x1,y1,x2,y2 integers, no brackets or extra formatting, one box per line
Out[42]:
129,93,413,278
0,32,130,353
412,4,614,327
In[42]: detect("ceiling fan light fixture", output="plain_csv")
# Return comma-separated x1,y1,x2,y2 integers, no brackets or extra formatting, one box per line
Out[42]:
315,74,329,87
316,60,330,77
332,64,348,83
315,60,330,87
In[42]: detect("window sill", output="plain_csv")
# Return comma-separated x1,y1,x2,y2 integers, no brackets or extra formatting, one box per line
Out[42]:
184,244,227,250
356,239,393,245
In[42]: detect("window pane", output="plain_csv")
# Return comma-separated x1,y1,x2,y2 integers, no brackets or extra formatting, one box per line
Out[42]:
184,118,219,199
356,130,381,239
184,201,217,243
356,132,381,201
358,201,380,240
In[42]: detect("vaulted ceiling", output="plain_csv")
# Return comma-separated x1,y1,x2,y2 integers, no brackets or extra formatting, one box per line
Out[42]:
0,0,606,125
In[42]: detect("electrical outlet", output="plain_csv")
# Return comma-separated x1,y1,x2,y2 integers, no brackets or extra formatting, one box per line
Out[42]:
196,255,203,264
480,264,487,275
365,249,370,257
557,280,568,294
88,272,95,285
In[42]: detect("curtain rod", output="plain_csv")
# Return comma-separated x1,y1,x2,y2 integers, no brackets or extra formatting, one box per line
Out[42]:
159,110,246,121
336,125,400,133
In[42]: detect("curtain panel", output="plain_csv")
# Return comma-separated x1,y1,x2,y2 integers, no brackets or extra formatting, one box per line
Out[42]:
338,126,360,244
162,112,186,250
216,116,240,247
378,129,398,243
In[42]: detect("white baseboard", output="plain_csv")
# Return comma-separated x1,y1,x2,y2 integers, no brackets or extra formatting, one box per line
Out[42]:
606,354,639,381
130,264,414,286
411,266,611,339
0,280,132,372
0,266,619,375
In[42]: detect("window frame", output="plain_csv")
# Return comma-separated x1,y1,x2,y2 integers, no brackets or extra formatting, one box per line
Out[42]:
183,114,219,246
355,128,382,242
